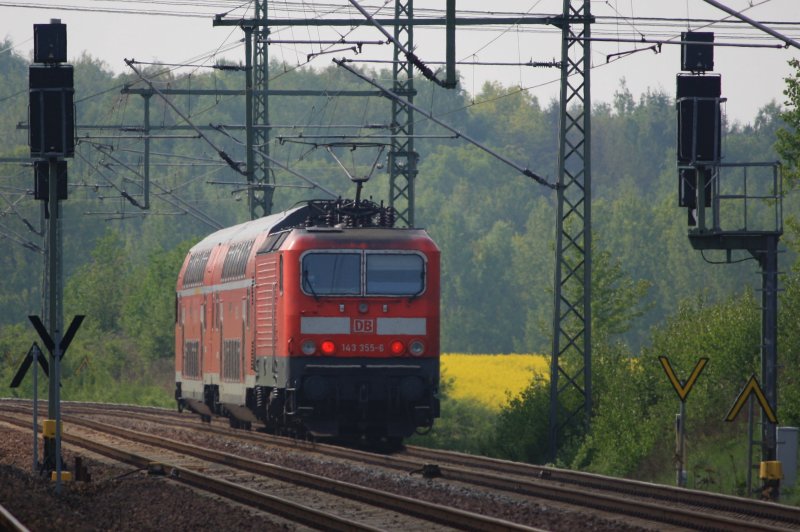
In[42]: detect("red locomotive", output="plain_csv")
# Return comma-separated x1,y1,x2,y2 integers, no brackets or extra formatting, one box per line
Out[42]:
174,198,440,445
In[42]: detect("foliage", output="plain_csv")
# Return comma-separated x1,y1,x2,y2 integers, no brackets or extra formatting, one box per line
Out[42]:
121,240,194,360
407,396,496,454
573,292,760,480
777,58,800,189
0,45,787,356
485,376,552,463
1,44,798,492
777,257,800,429
407,367,496,454
482,248,653,466
0,324,41,398
65,229,129,333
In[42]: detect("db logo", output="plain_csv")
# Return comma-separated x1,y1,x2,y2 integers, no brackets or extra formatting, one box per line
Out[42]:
353,319,375,333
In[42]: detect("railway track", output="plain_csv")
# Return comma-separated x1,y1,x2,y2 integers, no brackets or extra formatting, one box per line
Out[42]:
50,401,800,531
0,501,29,532
0,410,538,532
400,445,800,527
3,399,798,531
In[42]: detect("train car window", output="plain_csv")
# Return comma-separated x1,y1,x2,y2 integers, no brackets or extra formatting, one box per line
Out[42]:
222,239,254,281
258,233,280,253
183,248,211,288
279,255,284,294
366,254,425,295
274,232,289,250
257,231,290,254
302,253,360,296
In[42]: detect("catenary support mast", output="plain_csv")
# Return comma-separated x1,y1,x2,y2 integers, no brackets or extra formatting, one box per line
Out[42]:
550,0,592,461
389,0,417,228
251,0,275,219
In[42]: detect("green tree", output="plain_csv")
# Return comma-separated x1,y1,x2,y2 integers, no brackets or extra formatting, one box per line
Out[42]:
122,240,192,360
487,376,552,463
777,58,800,188
489,242,651,465
573,292,760,478
65,229,129,333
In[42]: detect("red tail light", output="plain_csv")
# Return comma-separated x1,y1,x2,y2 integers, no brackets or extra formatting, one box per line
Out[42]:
321,340,336,355
390,340,405,355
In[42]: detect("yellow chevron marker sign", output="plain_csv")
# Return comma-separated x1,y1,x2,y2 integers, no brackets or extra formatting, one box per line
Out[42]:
725,374,778,424
658,356,708,402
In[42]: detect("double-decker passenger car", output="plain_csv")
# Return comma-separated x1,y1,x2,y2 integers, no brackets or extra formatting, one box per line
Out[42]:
175,199,440,444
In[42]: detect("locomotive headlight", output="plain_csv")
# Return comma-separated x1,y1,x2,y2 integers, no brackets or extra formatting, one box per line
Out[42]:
301,339,317,356
321,340,336,355
390,340,405,355
409,340,425,356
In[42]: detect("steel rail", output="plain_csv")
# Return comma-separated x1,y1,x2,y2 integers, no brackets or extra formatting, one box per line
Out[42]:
29,402,799,532
0,414,374,532
10,412,538,532
0,502,30,532
402,444,800,527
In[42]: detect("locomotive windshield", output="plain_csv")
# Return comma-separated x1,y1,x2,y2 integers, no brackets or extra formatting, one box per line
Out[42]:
302,253,360,295
301,251,425,297
366,254,424,295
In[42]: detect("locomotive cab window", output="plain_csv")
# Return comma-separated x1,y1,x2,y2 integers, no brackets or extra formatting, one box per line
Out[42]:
366,254,424,295
302,253,360,295
301,251,425,297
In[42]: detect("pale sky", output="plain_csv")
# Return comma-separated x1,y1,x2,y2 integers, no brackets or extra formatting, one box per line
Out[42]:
1,1,798,124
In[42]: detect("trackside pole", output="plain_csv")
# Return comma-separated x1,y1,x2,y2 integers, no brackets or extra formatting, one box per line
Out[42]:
33,341,38,473
47,156,64,492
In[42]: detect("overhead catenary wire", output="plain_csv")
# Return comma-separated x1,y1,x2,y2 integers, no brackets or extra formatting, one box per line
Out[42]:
0,193,42,236
333,58,558,190
345,58,562,67
125,58,248,177
344,0,452,88
0,223,42,253
4,3,797,86
0,1,780,258
211,124,340,198
578,35,784,50
3,1,793,217
86,143,226,228
4,1,799,34
700,0,800,51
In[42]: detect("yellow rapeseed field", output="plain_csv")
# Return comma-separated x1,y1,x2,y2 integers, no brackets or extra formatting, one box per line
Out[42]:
441,354,549,411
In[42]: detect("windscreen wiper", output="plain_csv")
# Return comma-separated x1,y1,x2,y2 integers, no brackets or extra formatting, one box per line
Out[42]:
303,270,320,301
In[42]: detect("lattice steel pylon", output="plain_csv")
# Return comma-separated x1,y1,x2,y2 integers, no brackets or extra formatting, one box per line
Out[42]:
389,0,417,228
549,0,592,461
251,0,275,219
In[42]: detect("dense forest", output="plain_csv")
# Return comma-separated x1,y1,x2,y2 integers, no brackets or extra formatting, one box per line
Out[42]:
1,39,799,490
